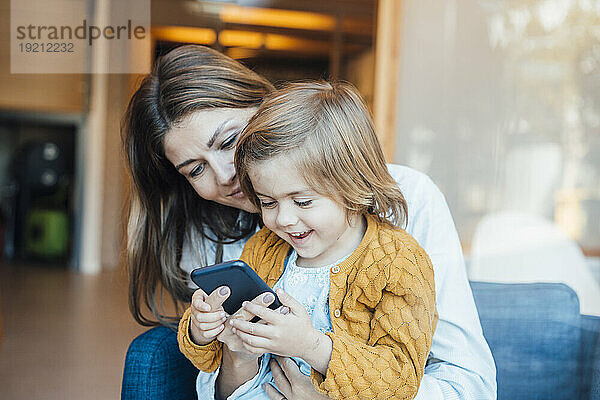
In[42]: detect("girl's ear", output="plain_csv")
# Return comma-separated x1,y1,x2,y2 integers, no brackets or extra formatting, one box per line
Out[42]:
344,208,362,227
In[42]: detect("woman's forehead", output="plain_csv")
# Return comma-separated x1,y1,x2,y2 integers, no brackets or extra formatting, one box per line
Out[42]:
174,107,254,131
165,108,255,151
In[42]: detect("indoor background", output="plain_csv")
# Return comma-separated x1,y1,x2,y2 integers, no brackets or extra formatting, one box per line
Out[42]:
0,0,599,399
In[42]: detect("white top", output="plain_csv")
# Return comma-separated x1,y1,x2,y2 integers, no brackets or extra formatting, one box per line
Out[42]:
181,164,497,400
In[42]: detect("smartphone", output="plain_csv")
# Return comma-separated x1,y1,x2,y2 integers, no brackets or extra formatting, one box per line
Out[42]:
190,260,282,316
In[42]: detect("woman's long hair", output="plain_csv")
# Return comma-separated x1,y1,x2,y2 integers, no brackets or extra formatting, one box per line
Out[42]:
123,45,274,328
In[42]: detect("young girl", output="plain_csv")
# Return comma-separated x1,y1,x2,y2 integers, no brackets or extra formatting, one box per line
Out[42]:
178,81,437,400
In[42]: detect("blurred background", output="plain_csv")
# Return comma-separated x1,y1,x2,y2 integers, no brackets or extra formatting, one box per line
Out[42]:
0,0,599,398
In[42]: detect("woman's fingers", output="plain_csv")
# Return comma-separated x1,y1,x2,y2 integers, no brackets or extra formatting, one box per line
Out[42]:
241,340,268,355
262,382,285,400
269,358,292,395
274,356,304,380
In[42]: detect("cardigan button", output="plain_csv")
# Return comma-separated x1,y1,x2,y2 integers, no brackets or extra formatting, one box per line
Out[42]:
333,309,341,318
331,266,340,274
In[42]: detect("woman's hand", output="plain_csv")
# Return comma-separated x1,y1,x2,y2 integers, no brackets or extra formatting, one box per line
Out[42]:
262,356,330,400
228,289,322,360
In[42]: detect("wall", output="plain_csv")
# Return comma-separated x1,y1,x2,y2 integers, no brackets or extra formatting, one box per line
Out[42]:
99,74,139,269
345,47,375,111
0,0,86,114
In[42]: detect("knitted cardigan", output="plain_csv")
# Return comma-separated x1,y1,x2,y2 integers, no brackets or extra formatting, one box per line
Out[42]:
178,215,437,399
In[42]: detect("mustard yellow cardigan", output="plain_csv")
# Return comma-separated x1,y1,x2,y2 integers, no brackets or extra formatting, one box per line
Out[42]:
178,215,437,399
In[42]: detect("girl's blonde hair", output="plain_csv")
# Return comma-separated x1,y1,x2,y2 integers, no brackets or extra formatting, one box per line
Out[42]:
235,81,407,227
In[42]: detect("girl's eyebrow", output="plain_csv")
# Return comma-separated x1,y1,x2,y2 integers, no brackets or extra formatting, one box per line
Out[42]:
175,119,231,170
255,190,309,197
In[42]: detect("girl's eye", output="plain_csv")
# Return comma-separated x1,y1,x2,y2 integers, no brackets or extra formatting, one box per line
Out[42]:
189,163,205,178
295,200,312,207
220,131,239,150
260,200,277,209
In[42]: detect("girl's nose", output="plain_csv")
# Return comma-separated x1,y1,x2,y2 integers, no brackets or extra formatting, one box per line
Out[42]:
275,203,298,227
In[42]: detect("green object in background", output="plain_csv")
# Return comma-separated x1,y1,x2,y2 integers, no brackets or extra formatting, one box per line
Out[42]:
24,208,69,258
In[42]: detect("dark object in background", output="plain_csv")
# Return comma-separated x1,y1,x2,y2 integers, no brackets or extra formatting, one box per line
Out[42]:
4,141,73,261
0,209,5,258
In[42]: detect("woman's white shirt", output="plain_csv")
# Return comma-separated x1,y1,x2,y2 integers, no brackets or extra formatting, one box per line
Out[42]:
181,164,497,400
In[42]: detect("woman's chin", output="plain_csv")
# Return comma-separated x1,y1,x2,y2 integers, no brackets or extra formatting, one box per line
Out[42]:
221,196,257,213
239,201,259,214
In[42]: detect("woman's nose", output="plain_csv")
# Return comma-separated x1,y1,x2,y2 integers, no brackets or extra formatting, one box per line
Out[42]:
213,158,236,186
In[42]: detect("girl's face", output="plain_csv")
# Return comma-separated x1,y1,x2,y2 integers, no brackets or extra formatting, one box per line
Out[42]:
164,108,257,213
249,156,366,267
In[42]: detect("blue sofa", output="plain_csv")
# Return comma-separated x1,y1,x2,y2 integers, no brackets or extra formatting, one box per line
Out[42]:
121,282,600,399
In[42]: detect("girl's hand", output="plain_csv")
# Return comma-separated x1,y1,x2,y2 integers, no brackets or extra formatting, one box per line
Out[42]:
217,292,283,361
214,292,285,400
189,286,229,345
229,289,320,360
263,356,330,400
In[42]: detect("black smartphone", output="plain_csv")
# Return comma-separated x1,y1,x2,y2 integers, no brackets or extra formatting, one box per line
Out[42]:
190,260,282,316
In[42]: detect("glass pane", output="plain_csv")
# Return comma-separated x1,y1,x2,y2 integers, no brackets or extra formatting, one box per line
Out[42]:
396,0,600,254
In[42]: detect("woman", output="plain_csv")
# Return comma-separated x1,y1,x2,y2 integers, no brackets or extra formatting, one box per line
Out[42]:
123,45,496,400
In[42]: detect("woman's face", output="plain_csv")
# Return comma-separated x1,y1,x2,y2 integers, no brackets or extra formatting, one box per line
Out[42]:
163,107,257,213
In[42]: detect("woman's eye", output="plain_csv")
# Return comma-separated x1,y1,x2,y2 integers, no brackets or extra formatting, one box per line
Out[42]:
260,200,277,209
189,163,205,178
295,200,312,207
220,131,239,150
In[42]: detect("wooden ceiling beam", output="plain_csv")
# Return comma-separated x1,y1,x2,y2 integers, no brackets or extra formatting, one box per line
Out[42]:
221,42,368,60
219,22,373,45
218,0,377,18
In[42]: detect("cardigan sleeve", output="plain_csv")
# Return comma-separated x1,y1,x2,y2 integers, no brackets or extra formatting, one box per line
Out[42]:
176,227,276,372
177,307,223,372
310,240,437,400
